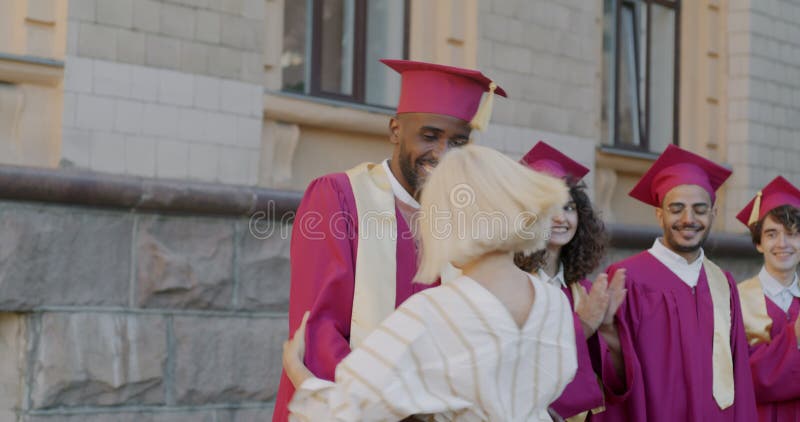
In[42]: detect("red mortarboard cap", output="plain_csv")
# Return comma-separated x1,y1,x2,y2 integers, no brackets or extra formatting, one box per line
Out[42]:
629,144,732,207
381,59,506,130
520,141,590,181
736,176,800,226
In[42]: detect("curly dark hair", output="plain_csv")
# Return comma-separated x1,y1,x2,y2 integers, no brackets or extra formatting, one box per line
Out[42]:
749,204,800,245
514,181,608,284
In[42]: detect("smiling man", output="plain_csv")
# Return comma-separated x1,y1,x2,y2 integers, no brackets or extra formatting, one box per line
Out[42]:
271,59,506,422
596,145,757,421
735,176,800,421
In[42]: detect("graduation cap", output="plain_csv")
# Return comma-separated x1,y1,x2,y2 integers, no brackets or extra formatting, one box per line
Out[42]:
736,176,800,226
381,59,507,131
629,144,732,207
520,141,590,181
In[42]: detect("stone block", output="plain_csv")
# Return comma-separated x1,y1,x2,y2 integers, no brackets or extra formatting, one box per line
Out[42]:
240,52,263,85
146,34,180,70
78,22,117,60
205,112,237,145
195,9,221,44
158,70,194,107
94,59,132,97
172,315,287,404
178,108,207,142
133,0,161,33
64,56,94,94
208,46,242,80
193,75,221,111
188,143,219,182
0,314,26,415
125,135,157,177
61,127,92,168
142,103,179,138
131,65,160,102
220,80,253,115
29,313,166,408
161,3,195,40
90,131,126,173
117,28,147,65
235,219,290,311
68,0,96,22
76,93,114,133
97,0,133,28
155,140,190,179
218,148,251,185
216,407,276,422
25,411,215,422
235,116,261,148
135,216,234,309
115,99,144,135
179,41,209,74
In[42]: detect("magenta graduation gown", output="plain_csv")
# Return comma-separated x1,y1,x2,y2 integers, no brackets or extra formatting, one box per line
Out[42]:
747,296,800,421
595,251,757,421
550,279,605,420
272,173,432,422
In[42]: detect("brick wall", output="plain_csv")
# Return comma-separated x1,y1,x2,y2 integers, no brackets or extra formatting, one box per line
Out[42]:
61,0,265,185
725,0,800,229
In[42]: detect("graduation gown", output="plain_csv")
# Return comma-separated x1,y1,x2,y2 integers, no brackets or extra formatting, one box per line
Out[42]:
596,252,757,421
550,279,605,421
289,274,578,421
272,173,433,422
739,280,800,421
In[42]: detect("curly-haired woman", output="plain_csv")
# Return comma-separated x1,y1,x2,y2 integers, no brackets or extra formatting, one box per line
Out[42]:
516,141,626,422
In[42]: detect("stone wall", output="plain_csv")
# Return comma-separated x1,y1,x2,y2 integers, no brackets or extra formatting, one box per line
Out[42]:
0,199,291,421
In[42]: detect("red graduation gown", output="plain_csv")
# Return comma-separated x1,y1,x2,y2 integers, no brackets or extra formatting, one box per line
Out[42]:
596,251,757,421
747,296,800,421
272,173,432,422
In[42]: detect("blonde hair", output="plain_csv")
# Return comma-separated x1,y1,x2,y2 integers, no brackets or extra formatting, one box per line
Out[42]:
414,145,568,283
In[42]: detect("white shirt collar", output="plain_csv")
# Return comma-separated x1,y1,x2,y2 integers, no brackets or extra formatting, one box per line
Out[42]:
647,238,705,288
382,159,419,209
538,263,566,289
758,266,800,313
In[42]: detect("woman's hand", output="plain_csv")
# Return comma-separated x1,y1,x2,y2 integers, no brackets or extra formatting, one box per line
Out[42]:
575,273,610,338
283,311,314,387
602,268,626,326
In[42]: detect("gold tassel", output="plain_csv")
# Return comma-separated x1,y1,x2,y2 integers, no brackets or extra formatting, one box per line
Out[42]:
469,82,496,131
748,191,763,226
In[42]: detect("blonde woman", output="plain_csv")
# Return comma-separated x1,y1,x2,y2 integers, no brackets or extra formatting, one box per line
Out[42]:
282,145,576,421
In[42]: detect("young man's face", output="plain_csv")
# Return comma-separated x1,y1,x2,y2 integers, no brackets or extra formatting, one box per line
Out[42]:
655,184,716,256
757,214,800,277
389,113,472,197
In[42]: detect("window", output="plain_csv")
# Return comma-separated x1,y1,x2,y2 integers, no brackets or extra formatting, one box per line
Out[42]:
281,0,409,108
602,0,680,153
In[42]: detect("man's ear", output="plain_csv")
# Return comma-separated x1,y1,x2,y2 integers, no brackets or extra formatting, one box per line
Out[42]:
389,116,400,145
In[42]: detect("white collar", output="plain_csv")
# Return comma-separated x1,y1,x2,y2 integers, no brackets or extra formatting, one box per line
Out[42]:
382,159,419,209
648,238,705,288
538,263,566,288
759,266,800,298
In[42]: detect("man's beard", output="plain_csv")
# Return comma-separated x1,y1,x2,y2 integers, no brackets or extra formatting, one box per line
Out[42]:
662,222,711,254
398,144,437,197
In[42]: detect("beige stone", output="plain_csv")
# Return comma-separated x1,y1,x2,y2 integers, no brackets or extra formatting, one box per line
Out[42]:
30,313,167,408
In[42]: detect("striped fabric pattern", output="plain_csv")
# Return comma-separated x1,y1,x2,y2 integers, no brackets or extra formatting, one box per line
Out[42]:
289,274,578,422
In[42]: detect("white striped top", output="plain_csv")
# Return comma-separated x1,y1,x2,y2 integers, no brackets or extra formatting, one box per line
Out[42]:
288,274,578,421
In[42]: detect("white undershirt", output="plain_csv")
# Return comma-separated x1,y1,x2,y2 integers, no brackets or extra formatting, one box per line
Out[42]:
382,159,419,209
758,266,800,313
647,238,705,289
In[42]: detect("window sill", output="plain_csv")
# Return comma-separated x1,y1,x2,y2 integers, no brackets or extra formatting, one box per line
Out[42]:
263,90,393,137
595,145,658,175
0,53,64,86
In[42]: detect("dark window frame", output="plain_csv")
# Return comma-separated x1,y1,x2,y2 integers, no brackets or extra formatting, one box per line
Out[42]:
306,0,410,106
609,0,681,153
